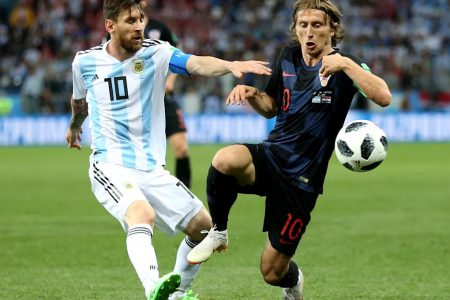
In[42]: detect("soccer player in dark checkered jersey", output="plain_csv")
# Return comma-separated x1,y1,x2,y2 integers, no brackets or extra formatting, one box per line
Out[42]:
187,0,391,299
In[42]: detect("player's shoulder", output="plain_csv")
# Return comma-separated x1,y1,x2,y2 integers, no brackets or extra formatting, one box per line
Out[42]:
75,44,104,57
280,42,301,57
335,48,365,65
273,43,301,65
142,38,169,48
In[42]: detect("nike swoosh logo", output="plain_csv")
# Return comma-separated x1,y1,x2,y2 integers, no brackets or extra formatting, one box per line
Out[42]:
282,71,296,77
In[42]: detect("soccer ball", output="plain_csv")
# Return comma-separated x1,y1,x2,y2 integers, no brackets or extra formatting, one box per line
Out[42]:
334,120,388,172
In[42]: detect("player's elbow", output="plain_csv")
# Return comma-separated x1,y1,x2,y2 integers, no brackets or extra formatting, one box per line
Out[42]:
370,88,391,108
376,89,392,107
260,109,276,119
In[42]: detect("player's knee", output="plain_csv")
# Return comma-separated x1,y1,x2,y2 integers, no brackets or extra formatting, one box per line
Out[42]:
211,148,236,174
125,200,155,227
212,145,253,178
169,133,189,158
172,141,189,158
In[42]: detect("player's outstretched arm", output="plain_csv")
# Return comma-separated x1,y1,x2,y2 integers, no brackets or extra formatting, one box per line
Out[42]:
65,96,88,150
320,54,391,107
186,56,271,78
226,85,277,119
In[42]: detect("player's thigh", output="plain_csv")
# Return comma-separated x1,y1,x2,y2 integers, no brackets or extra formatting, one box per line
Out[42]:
236,143,272,195
139,167,203,235
88,161,149,230
264,177,318,257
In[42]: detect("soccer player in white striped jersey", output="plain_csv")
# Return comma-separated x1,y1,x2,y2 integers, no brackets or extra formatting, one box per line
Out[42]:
65,1,271,299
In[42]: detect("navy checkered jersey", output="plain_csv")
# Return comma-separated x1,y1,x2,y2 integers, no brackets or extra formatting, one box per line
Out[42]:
263,43,369,194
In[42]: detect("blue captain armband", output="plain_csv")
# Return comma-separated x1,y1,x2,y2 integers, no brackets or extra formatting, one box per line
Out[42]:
169,49,192,75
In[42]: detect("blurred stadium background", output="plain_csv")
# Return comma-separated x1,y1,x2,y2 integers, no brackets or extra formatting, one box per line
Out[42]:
0,1,449,299
0,0,449,145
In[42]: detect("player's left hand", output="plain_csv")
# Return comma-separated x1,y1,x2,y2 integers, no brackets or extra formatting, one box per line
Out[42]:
319,53,345,77
229,61,272,78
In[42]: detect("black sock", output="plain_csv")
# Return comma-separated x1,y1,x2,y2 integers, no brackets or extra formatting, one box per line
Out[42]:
206,165,238,231
276,261,299,288
176,157,191,188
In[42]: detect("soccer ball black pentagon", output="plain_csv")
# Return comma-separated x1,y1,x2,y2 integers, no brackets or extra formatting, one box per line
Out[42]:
334,120,388,172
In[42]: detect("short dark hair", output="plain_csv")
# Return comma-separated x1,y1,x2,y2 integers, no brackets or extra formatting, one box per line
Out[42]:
290,0,345,47
103,0,144,21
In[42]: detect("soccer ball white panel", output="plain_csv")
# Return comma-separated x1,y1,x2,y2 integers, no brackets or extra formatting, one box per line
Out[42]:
334,120,388,172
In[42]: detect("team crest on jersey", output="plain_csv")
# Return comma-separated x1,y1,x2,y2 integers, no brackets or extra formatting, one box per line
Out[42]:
132,59,145,74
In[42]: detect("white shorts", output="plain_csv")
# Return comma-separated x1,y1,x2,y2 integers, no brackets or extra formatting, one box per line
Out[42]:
89,161,204,234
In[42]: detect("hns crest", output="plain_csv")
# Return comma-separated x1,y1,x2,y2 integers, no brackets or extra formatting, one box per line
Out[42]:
132,59,144,74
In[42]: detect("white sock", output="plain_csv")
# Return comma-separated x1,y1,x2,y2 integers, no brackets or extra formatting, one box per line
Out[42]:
126,224,159,297
173,237,201,290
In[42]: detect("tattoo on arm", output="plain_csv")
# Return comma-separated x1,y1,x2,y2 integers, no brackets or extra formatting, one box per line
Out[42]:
70,98,88,129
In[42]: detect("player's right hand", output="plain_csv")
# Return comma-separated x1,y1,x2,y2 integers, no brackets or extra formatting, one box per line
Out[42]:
226,84,258,105
65,127,83,150
229,61,271,79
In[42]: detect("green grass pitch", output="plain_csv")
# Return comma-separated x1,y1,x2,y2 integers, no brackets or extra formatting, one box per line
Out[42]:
0,143,449,299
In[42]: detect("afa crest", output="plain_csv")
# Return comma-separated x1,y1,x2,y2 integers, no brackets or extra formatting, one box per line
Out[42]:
132,59,144,74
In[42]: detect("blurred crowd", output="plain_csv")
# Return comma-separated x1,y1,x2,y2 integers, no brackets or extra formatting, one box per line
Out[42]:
0,0,449,115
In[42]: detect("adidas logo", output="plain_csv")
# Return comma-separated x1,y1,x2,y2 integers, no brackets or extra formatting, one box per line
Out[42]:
92,74,99,82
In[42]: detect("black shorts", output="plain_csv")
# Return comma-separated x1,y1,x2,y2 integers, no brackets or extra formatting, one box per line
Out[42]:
165,94,186,138
238,144,318,257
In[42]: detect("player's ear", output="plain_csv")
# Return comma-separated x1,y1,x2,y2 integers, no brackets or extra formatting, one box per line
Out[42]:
105,19,114,33
330,21,337,37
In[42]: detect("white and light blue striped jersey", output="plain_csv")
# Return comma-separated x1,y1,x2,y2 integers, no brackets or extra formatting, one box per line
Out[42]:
72,39,191,170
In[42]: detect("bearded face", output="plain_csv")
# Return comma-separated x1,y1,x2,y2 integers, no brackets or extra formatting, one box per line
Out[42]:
107,5,145,54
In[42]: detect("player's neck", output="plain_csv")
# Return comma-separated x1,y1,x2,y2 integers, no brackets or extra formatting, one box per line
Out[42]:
302,45,334,67
106,39,136,62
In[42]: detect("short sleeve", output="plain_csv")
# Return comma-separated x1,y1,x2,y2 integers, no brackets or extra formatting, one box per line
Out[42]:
72,54,87,99
264,47,284,100
168,49,192,75
342,52,372,97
